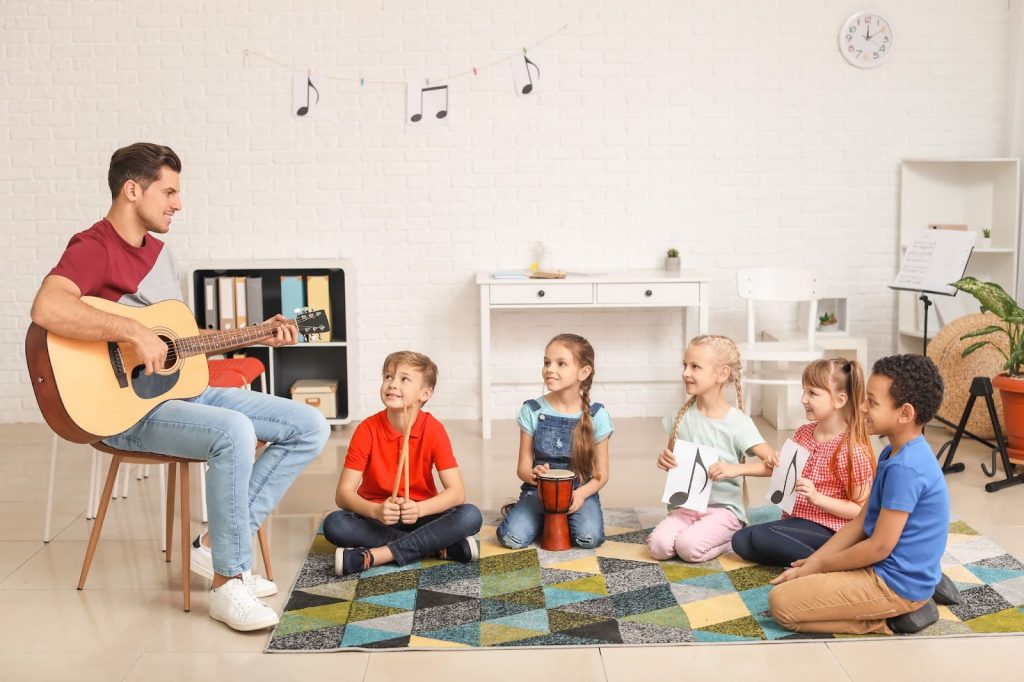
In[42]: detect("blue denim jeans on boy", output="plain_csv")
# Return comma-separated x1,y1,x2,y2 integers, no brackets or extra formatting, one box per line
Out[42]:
322,504,483,565
103,386,330,577
496,404,606,549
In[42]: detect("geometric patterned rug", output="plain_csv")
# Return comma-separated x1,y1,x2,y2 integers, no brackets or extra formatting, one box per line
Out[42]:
265,507,1024,652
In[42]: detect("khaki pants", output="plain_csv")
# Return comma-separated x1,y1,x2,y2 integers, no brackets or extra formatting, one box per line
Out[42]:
768,567,927,635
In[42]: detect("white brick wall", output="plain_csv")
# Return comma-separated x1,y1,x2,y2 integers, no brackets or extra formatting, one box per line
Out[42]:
1,0,1013,424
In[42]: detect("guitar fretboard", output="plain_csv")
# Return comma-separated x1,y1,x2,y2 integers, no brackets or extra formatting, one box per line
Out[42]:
172,321,288,359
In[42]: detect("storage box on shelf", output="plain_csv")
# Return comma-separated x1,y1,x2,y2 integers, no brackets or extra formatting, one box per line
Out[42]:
896,159,1020,354
187,260,353,426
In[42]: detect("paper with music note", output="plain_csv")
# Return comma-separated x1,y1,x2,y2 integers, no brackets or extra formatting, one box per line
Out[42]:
662,440,721,513
511,54,541,95
406,82,449,127
767,439,810,513
292,71,322,118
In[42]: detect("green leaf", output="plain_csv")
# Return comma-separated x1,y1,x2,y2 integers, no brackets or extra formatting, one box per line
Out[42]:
952,277,1023,320
961,340,990,357
958,325,1004,340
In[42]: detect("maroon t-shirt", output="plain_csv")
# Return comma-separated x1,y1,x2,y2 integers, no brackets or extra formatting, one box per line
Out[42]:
49,218,182,306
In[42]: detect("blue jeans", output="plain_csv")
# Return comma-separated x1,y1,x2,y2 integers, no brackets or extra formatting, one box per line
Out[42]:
730,517,834,567
103,386,330,576
322,504,483,566
496,488,605,549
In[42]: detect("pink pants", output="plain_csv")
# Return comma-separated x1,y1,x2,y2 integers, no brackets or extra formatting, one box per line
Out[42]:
646,506,743,563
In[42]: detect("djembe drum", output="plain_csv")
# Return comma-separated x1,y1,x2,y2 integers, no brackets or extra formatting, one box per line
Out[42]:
537,469,576,551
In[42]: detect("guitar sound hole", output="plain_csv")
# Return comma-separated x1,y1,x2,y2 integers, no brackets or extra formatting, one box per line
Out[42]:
159,335,177,370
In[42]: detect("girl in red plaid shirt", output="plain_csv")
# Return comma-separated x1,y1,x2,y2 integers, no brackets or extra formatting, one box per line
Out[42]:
728,358,876,567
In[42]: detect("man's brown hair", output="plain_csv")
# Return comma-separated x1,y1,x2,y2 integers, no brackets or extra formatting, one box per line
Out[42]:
107,142,181,200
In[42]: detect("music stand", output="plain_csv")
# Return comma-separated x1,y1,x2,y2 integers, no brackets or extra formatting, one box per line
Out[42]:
889,229,978,472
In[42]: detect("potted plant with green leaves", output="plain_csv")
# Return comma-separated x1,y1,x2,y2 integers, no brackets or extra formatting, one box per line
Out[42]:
665,248,680,273
817,311,838,331
979,228,992,249
952,275,1024,459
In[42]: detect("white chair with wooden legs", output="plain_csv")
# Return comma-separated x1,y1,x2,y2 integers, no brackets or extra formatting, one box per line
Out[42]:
77,441,274,612
736,268,827,423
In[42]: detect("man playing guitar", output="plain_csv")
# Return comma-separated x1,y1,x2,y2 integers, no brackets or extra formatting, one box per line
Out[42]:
30,142,330,632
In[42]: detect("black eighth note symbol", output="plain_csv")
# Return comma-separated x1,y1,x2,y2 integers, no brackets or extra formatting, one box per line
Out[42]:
521,56,540,94
770,452,798,504
669,449,708,507
296,76,319,117
410,85,448,122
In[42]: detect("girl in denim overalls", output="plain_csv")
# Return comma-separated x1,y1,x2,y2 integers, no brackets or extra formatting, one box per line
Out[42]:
497,334,613,550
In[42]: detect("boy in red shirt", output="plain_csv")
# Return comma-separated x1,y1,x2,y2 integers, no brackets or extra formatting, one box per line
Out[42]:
326,351,483,575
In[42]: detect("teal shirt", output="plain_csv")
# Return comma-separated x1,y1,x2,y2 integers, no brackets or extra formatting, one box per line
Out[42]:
518,396,614,442
662,406,766,523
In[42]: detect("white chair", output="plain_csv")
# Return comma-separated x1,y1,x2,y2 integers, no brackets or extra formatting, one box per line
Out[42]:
736,268,827,423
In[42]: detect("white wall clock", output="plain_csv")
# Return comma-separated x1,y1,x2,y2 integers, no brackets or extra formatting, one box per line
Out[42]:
839,12,893,68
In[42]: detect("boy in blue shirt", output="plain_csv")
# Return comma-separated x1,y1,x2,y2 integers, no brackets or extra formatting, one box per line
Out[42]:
767,354,952,635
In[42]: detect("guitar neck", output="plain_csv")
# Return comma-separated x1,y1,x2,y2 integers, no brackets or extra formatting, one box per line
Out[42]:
174,320,288,358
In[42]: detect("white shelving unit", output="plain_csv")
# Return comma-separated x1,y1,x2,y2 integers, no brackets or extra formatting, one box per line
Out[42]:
186,260,354,426
897,159,1020,354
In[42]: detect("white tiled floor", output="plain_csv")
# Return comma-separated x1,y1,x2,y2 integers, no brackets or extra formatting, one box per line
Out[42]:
1,417,1023,681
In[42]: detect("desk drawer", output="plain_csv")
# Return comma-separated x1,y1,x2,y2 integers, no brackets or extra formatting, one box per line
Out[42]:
490,283,593,305
596,282,700,305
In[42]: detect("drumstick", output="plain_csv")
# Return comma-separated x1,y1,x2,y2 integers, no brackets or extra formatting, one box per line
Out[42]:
391,404,416,500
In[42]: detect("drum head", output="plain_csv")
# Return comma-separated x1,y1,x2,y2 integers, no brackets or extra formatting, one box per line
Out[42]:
538,469,575,480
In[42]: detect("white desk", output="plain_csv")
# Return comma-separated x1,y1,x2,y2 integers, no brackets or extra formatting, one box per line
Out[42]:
477,270,712,439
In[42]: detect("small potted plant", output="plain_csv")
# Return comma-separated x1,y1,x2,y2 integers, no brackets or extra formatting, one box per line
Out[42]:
952,276,1024,459
665,248,681,273
817,311,838,331
979,228,992,249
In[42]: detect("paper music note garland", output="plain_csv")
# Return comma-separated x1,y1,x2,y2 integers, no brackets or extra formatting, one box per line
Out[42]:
767,439,810,513
661,440,721,513
243,23,568,123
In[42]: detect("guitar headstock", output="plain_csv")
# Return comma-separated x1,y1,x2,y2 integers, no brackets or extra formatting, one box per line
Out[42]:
295,308,331,336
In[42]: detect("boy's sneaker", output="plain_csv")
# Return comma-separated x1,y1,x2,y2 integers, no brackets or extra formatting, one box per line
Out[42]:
208,577,280,631
933,573,961,605
437,537,480,563
334,547,374,576
192,534,277,597
887,599,939,634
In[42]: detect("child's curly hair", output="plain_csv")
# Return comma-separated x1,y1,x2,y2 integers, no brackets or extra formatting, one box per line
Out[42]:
871,354,944,425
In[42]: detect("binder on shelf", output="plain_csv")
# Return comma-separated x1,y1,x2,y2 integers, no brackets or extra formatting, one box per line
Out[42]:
203,276,218,330
305,275,332,343
280,274,306,320
245,277,263,326
234,276,248,328
218,276,235,331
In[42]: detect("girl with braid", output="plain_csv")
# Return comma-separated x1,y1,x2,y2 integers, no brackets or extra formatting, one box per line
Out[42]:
647,335,776,563
496,334,613,550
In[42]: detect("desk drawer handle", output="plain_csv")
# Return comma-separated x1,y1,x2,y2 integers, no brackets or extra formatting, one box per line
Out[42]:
537,290,546,298
645,289,653,297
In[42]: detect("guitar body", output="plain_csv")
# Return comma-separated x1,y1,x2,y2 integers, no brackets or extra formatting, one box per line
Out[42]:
26,297,210,443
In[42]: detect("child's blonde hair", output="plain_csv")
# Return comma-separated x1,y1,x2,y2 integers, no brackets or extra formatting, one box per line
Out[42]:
548,333,598,481
802,357,875,500
669,335,744,442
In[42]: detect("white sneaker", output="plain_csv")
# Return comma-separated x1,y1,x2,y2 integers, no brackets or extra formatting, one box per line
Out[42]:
192,534,277,597
190,533,215,580
208,578,280,632
243,570,278,598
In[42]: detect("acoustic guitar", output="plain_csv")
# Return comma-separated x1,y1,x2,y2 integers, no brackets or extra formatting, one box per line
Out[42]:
25,297,330,444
